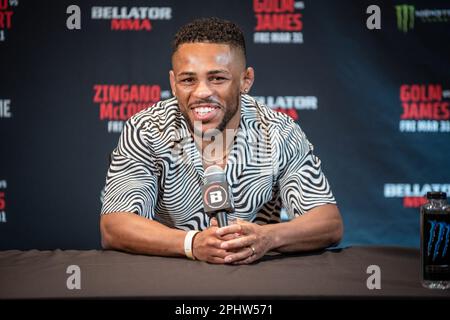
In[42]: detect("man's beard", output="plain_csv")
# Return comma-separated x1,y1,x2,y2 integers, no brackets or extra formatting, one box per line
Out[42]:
182,96,240,139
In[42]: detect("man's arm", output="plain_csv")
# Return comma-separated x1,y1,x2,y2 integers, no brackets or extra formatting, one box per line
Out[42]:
100,212,186,257
264,204,343,252
215,204,343,264
100,213,235,264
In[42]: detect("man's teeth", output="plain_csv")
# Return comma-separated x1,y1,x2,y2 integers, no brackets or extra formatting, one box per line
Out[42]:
194,107,215,115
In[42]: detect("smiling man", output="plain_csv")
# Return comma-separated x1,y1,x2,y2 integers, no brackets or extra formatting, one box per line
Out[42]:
100,17,343,264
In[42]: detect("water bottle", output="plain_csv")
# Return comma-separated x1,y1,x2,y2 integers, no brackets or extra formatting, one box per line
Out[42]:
420,191,450,289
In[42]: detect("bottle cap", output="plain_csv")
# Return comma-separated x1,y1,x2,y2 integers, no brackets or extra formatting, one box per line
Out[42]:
426,191,447,199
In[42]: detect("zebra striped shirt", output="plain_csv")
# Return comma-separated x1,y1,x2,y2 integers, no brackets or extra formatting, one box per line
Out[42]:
101,94,336,231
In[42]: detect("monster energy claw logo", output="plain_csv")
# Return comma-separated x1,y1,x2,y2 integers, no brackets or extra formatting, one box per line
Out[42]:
427,221,450,262
395,5,415,32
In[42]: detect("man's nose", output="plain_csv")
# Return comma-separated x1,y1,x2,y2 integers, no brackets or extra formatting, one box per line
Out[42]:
193,80,213,99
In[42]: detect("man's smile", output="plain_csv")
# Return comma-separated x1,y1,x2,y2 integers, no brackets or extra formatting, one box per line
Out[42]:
190,104,221,122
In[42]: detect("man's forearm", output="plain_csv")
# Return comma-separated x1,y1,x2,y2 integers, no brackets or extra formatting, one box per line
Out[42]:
263,204,343,253
100,212,187,257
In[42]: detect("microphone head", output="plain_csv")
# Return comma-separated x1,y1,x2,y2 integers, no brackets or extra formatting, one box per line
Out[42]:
204,165,226,184
202,165,234,216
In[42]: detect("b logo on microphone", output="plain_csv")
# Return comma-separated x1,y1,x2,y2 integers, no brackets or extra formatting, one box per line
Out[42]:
209,190,223,204
204,185,228,209
202,165,234,219
202,182,234,215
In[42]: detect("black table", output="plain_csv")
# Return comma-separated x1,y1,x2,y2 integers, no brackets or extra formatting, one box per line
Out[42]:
1,246,449,299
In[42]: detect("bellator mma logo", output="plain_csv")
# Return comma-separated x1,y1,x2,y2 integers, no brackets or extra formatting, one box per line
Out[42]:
93,84,168,133
91,6,172,31
399,84,450,133
384,183,450,208
253,0,304,44
254,95,318,120
0,179,7,223
0,0,18,42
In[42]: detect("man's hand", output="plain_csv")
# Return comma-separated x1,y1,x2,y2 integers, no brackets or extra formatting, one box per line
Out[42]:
214,219,274,265
191,218,239,264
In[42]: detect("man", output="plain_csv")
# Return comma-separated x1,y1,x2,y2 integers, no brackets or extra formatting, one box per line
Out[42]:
100,17,343,264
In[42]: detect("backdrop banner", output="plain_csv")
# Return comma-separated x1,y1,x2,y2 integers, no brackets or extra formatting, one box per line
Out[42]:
1,0,449,249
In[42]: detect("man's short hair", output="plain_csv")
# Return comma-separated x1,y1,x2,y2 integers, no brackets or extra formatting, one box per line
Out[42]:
172,17,246,58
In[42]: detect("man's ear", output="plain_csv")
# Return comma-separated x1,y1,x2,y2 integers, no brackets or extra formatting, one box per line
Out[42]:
240,67,255,94
169,70,176,96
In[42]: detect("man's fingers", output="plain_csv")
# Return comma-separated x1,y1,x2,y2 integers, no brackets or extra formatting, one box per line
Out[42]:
196,219,261,264
211,248,236,259
219,233,239,241
220,235,255,250
216,224,242,236
208,256,226,264
206,248,238,263
223,247,254,263
210,218,218,227
217,220,253,236
232,255,257,265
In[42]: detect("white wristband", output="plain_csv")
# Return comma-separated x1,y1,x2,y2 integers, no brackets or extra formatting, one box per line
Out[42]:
184,230,200,260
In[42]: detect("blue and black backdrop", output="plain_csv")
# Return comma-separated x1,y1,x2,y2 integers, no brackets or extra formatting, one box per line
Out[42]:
1,0,449,250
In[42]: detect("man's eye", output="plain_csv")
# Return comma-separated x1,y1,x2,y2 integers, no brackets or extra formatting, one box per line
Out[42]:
181,78,194,84
211,77,226,82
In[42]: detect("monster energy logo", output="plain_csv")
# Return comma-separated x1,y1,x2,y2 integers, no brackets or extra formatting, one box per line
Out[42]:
395,5,415,32
427,220,450,262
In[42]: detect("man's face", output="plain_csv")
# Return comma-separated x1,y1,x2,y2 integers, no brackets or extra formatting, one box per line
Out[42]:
170,43,252,136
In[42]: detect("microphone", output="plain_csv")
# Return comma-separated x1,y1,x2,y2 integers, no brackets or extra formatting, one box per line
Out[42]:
202,165,234,227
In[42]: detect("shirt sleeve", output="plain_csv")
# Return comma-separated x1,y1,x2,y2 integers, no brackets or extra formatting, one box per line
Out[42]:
100,116,158,219
277,120,336,218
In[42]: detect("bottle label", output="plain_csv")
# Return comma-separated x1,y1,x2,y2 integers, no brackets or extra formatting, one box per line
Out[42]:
422,212,450,281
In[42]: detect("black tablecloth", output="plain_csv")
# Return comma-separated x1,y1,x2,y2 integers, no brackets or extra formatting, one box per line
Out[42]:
0,246,449,299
